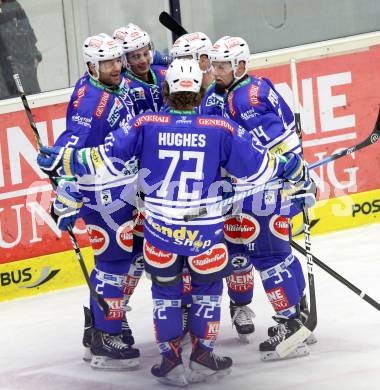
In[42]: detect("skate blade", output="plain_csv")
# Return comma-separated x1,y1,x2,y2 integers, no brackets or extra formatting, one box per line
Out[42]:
261,343,309,362
275,325,311,358
83,347,92,362
188,362,232,383
306,333,317,345
155,365,189,387
237,332,254,344
90,355,139,370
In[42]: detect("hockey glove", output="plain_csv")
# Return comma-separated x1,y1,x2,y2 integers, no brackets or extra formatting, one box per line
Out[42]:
282,178,317,213
280,152,308,184
37,145,89,177
51,176,83,230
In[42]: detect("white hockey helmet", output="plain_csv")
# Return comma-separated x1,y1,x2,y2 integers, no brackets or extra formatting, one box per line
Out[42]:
113,25,152,54
166,58,202,93
209,36,250,79
83,33,123,80
170,32,212,61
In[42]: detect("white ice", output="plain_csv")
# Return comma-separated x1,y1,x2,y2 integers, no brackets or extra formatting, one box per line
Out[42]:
1,223,380,390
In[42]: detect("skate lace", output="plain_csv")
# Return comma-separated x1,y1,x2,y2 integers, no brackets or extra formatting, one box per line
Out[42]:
105,334,128,351
267,315,290,345
232,306,255,327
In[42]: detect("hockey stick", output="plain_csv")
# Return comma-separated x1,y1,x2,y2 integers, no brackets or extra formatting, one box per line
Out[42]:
290,58,317,332
183,106,380,222
159,11,188,37
291,240,380,311
9,58,109,315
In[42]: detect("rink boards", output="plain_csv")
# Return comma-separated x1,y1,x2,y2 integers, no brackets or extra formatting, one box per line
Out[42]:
1,32,380,301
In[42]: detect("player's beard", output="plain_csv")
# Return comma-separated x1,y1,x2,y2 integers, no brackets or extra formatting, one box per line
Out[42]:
215,83,226,95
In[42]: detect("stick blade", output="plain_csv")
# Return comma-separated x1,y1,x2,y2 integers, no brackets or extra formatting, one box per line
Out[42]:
159,11,188,36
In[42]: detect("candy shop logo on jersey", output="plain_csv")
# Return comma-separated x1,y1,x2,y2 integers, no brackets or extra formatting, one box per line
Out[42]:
188,243,228,274
197,118,234,133
352,199,380,217
134,114,170,127
71,114,92,128
248,84,260,106
86,225,110,255
0,266,60,288
269,215,290,241
73,85,87,109
95,92,110,118
227,93,236,117
116,222,133,252
224,214,260,244
145,217,211,249
143,241,177,268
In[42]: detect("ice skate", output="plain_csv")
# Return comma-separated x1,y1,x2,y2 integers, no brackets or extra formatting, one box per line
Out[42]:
90,328,140,370
151,350,188,387
260,316,311,361
188,341,232,383
230,302,255,343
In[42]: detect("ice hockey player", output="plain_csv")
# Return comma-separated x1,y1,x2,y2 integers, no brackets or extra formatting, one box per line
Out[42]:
168,30,214,338
37,58,310,385
113,24,166,113
206,35,316,359
49,33,144,370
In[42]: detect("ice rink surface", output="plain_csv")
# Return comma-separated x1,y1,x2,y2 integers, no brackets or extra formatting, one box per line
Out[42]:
1,223,379,390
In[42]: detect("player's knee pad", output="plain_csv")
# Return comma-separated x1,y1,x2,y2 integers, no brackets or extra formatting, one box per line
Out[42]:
152,274,183,287
187,242,231,283
259,254,304,317
226,254,254,304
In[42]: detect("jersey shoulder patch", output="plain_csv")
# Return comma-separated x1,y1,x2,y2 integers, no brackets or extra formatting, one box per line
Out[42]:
197,116,235,134
133,113,171,127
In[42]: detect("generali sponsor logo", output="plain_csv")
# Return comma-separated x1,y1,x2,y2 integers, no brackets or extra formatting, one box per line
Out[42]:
269,215,290,241
95,91,110,118
188,243,228,274
224,214,260,244
134,114,170,127
197,117,234,133
143,240,177,268
116,221,133,252
86,224,110,255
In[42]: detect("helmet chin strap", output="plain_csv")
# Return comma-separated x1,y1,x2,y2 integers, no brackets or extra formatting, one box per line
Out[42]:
88,62,100,81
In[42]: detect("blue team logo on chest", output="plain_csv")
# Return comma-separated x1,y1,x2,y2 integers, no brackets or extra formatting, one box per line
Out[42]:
205,93,224,108
130,87,145,100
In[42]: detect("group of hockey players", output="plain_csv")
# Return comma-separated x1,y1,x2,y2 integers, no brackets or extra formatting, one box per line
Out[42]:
36,22,318,386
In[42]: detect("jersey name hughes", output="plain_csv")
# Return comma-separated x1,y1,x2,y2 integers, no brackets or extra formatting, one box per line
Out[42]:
158,132,206,147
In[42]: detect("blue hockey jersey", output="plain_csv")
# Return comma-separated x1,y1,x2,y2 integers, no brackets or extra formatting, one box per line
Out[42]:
74,111,287,255
124,65,166,114
55,74,137,216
